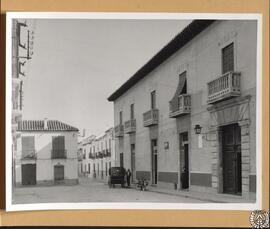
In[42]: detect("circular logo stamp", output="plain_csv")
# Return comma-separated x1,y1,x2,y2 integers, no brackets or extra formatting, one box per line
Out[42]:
249,210,269,228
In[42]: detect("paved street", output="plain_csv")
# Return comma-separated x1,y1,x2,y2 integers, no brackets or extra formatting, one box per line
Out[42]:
13,177,206,204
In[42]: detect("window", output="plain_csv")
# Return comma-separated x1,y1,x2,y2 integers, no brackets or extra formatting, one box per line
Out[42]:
222,43,234,74
88,163,91,174
52,136,65,159
151,90,156,109
22,136,35,158
130,103,134,119
119,111,123,124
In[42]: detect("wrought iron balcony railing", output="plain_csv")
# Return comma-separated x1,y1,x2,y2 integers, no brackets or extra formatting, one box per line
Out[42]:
169,94,191,118
114,124,124,138
207,71,241,104
143,109,159,127
124,119,136,134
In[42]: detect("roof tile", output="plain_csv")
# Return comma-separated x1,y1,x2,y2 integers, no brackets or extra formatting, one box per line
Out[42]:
17,120,79,132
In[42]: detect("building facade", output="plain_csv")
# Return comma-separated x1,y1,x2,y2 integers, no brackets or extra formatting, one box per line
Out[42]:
16,119,79,186
79,128,116,181
108,20,257,200
12,20,34,185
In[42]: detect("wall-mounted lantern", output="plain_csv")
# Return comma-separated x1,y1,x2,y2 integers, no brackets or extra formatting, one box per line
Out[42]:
194,124,202,135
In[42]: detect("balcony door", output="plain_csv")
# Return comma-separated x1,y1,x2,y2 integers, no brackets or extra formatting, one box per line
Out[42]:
151,91,156,109
151,139,158,185
22,136,35,159
52,136,65,158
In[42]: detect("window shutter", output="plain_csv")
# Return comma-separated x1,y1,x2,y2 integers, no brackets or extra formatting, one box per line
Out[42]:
52,136,65,158
22,136,35,158
222,43,234,74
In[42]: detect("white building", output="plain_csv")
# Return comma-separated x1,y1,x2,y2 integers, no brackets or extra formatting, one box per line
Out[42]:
16,119,79,186
108,20,257,200
80,128,116,181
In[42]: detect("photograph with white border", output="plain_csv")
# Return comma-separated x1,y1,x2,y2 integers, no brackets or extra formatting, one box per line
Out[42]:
6,12,262,211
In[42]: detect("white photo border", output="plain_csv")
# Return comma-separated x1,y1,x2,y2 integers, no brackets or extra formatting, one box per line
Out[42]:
5,12,263,212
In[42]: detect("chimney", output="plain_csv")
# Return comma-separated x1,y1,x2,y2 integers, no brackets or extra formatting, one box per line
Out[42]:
44,118,48,130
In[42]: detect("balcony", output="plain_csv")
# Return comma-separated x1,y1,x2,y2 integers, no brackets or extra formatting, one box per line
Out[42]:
114,124,124,138
78,154,83,161
143,109,159,127
21,151,36,160
207,71,241,104
124,119,136,134
51,149,67,159
106,149,111,157
89,153,95,159
169,94,191,118
96,151,103,159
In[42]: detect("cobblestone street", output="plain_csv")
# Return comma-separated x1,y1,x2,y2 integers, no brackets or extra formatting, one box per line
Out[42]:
13,177,206,204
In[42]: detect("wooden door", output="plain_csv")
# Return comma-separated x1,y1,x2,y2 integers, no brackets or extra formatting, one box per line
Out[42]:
54,165,64,182
222,124,242,194
151,139,158,184
180,132,189,189
22,164,36,185
131,144,135,182
120,153,124,168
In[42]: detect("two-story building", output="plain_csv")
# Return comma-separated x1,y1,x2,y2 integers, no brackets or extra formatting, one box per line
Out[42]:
16,119,79,186
108,20,257,201
80,128,115,181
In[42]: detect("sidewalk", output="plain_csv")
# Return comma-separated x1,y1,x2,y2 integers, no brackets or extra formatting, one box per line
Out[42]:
136,184,256,203
86,178,255,203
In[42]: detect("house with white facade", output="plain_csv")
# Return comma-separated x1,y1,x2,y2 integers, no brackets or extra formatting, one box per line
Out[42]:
80,128,116,181
108,20,257,201
16,119,79,186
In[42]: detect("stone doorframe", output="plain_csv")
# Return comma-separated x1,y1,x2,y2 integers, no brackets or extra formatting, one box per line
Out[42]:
207,95,251,199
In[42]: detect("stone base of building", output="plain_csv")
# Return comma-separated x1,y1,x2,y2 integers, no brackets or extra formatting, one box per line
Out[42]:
15,178,79,187
154,181,178,190
189,185,216,193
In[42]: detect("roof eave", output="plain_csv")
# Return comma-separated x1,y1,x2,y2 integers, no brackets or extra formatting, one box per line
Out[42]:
107,20,216,102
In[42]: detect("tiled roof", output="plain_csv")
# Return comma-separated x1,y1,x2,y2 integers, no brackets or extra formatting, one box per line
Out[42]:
17,120,79,132
108,20,216,101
